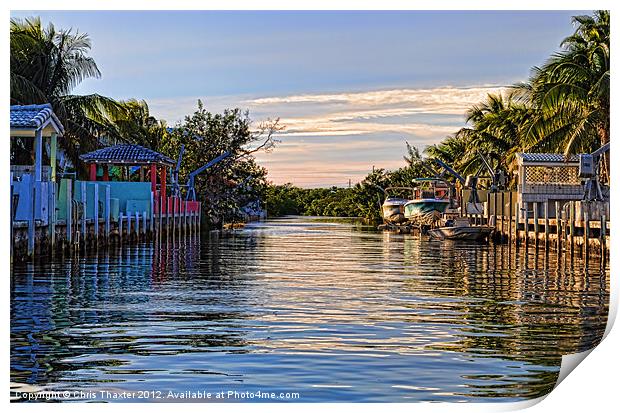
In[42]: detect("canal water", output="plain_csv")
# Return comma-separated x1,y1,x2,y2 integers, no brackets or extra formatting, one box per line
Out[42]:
11,217,609,402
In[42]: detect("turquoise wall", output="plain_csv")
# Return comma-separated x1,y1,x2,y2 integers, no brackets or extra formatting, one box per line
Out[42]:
71,180,152,221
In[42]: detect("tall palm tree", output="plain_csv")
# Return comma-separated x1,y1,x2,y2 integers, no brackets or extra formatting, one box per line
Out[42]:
426,92,530,178
113,99,169,150
10,17,127,172
517,10,609,178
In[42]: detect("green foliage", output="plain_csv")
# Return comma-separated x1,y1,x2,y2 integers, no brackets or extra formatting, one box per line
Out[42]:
264,155,432,220
10,17,128,173
160,100,279,226
424,10,610,184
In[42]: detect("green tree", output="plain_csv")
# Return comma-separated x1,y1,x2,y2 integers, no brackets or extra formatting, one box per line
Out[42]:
10,17,127,173
112,99,169,150
162,100,281,226
519,10,609,178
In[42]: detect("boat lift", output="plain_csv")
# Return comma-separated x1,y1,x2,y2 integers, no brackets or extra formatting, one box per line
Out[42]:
185,151,232,201
171,144,185,198
581,143,610,202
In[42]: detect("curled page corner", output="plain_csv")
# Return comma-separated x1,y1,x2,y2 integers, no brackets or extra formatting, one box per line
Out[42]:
555,349,594,388
494,394,549,411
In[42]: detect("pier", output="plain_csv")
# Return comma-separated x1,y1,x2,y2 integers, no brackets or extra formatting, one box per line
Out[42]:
10,105,202,260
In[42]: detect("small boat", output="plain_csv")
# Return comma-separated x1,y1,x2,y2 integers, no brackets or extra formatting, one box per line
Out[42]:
381,187,413,224
404,178,451,221
428,217,493,241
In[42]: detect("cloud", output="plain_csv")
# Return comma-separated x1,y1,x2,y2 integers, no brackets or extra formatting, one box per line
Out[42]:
246,85,507,114
148,84,506,187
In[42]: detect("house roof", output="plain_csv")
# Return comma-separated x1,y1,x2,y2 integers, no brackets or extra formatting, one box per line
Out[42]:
10,103,65,135
80,144,175,166
516,152,579,165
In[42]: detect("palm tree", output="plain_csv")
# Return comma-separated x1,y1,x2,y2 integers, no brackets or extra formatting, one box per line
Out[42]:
113,99,169,150
10,17,127,173
426,92,530,178
517,10,609,178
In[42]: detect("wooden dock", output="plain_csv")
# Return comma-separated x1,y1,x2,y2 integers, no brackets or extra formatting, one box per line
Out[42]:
479,193,609,259
10,178,202,261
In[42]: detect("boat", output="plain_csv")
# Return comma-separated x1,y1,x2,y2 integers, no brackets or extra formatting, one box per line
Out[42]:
404,178,451,221
381,187,413,224
428,217,493,241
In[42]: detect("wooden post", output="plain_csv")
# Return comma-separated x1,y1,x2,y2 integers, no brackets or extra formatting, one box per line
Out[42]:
143,210,147,238
150,191,154,236
104,185,111,245
66,181,73,247
561,209,568,252
172,197,176,238
187,210,191,236
136,211,140,241
601,215,607,258
190,210,194,235
533,202,539,244
159,193,163,240
555,201,561,251
583,209,589,258
34,129,43,182
486,192,491,226
81,181,87,248
150,164,157,193
508,192,513,243
168,197,172,236
160,167,167,199
193,209,196,236
524,203,530,245
93,183,99,245
28,179,35,256
544,202,549,247
89,163,97,181
500,192,505,241
493,192,498,233
119,213,124,244
514,202,520,245
49,182,56,250
127,213,132,241
183,201,187,239
569,201,575,255
50,132,58,182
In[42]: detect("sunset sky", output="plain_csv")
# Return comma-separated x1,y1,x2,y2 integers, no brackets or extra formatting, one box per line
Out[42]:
12,10,584,187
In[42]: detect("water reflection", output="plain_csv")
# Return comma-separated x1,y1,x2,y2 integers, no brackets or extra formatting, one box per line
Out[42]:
11,217,608,402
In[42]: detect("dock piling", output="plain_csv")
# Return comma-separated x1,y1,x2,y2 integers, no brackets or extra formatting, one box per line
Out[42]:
93,184,99,246
104,185,111,245
555,201,561,251
544,202,549,247
601,215,607,259
143,210,147,239
514,203,520,246
81,181,87,249
49,182,56,250
569,201,575,255
28,180,35,256
66,184,73,248
533,202,539,245
119,213,124,245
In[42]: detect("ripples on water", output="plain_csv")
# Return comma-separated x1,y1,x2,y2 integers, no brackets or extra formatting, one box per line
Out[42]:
11,217,609,402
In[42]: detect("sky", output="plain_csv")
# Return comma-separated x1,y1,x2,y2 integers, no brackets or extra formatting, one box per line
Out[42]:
11,10,586,187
